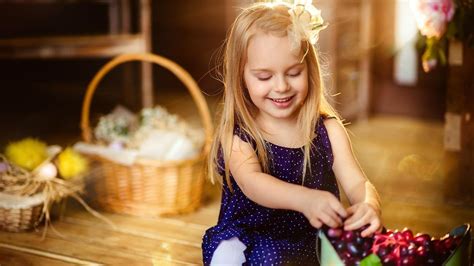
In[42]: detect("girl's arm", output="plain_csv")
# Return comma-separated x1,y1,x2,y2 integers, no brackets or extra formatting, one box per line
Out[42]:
229,135,347,228
324,119,382,237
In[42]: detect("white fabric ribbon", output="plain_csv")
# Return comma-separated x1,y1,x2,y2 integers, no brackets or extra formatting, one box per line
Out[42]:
272,0,328,52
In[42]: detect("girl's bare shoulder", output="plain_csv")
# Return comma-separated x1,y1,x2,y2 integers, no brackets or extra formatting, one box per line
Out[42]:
323,118,350,145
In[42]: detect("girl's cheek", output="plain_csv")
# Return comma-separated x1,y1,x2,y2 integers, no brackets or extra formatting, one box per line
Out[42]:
252,82,270,93
290,78,307,90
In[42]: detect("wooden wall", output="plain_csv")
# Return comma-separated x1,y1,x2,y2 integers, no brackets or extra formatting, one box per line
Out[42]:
445,42,474,205
152,0,228,95
0,0,452,120
370,0,446,120
0,1,230,144
0,1,229,106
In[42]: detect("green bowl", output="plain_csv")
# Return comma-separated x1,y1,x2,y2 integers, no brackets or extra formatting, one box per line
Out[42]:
318,229,344,265
318,223,472,266
444,223,471,266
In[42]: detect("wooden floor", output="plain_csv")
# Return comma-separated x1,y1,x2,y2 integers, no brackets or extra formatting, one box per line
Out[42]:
0,92,473,265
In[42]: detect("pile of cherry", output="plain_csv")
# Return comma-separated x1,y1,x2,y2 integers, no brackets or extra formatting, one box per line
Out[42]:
324,226,463,266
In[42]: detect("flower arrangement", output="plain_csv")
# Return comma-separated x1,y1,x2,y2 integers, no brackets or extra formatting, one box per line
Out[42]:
411,0,474,72
0,138,110,235
75,105,205,165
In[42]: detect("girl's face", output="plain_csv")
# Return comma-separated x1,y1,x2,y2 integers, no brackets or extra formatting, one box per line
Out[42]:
243,32,309,123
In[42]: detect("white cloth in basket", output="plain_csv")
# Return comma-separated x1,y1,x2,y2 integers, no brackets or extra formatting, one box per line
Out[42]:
0,192,44,209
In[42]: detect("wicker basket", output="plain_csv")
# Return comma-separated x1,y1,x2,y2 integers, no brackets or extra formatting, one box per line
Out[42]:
0,197,43,232
81,53,213,217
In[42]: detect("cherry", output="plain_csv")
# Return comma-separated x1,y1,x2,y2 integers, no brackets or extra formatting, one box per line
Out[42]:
355,236,364,246
400,245,409,256
362,241,372,251
416,245,428,258
453,235,462,246
374,237,385,245
327,228,343,238
432,239,444,253
401,255,416,266
377,246,389,257
401,228,414,241
341,251,352,260
442,236,454,250
407,243,417,256
347,242,361,256
382,254,397,266
341,257,356,266
342,230,356,242
393,231,404,241
426,256,437,265
361,250,369,258
335,240,346,251
414,233,431,246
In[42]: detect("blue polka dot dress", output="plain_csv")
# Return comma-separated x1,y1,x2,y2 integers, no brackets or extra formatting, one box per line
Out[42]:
202,117,340,265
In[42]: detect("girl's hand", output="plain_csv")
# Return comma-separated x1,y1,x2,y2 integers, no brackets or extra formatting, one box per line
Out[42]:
343,202,381,237
301,190,347,229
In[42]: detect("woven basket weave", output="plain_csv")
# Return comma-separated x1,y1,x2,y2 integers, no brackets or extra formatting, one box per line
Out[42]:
81,53,213,217
0,203,43,232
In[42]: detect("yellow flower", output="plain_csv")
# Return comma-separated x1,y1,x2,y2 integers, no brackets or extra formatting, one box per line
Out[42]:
57,148,88,179
5,138,48,170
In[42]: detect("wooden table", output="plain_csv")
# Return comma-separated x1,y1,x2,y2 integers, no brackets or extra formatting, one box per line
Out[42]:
0,187,220,265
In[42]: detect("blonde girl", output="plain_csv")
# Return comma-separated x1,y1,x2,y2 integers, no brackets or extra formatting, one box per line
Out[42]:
202,1,381,265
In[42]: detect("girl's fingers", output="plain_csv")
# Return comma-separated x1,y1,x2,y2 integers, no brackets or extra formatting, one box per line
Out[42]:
345,204,357,216
330,199,348,219
344,206,364,227
344,212,368,231
320,212,339,228
325,209,343,227
361,220,381,237
345,219,366,231
310,218,323,228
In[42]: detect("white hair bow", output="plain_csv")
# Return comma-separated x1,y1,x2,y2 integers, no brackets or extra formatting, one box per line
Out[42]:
271,0,328,51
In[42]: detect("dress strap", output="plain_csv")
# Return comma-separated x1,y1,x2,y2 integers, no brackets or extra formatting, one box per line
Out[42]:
233,124,257,148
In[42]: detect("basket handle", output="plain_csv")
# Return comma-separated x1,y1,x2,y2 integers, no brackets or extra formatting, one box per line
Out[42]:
80,53,213,155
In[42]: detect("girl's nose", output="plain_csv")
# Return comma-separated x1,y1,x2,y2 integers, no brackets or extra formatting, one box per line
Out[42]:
274,75,290,93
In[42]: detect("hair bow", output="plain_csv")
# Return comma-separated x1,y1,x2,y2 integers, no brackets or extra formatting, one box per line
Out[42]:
270,0,328,51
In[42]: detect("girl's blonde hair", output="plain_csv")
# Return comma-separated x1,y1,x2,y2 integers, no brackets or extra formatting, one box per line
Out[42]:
208,2,339,189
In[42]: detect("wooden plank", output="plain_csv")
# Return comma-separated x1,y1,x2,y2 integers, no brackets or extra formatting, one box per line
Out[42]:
61,204,207,246
0,247,76,266
0,34,145,59
0,203,205,264
44,218,203,264
163,198,220,227
0,232,153,264
0,1,114,4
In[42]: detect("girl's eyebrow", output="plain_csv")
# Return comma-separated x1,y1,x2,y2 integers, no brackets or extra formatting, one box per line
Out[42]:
250,62,304,72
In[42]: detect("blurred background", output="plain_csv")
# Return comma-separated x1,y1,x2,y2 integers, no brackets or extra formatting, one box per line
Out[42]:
0,0,472,264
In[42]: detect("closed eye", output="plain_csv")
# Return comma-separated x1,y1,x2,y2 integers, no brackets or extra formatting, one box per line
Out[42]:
257,76,271,81
288,72,301,77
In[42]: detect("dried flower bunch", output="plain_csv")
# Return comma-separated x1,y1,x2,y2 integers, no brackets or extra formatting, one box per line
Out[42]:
0,138,110,235
94,105,204,150
411,0,474,72
72,105,205,165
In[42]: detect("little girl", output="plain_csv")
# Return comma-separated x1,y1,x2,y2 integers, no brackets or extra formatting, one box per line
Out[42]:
202,1,381,265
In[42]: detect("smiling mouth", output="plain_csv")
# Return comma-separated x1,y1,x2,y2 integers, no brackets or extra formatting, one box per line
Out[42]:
270,96,294,103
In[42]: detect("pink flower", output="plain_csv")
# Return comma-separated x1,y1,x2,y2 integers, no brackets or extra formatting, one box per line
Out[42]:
422,58,438,72
411,0,455,39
